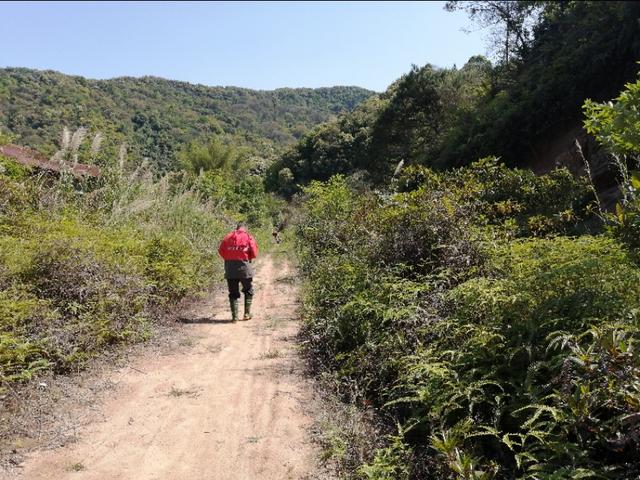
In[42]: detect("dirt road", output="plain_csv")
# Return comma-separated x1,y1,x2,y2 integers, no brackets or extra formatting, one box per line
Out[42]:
15,255,321,480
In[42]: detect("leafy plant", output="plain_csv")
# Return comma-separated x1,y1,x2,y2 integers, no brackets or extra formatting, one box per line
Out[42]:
296,165,639,478
584,75,640,250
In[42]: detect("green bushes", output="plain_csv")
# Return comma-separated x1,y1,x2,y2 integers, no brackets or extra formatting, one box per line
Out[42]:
0,218,148,383
297,165,639,478
143,236,195,302
367,187,480,277
584,74,640,251
0,152,274,391
0,213,149,382
0,155,33,216
0,287,52,383
448,158,592,238
403,237,640,478
0,207,221,386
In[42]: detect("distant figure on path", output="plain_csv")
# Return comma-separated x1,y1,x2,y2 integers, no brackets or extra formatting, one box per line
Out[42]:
218,223,259,321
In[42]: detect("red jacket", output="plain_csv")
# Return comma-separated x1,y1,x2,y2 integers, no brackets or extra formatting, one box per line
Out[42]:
218,228,259,261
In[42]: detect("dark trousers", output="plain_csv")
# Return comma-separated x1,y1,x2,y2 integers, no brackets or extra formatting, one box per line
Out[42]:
227,278,253,300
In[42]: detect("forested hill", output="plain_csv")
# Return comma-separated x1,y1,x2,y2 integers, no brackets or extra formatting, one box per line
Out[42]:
267,1,640,194
0,67,374,171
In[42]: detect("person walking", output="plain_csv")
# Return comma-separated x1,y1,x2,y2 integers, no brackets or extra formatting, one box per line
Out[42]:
218,223,259,321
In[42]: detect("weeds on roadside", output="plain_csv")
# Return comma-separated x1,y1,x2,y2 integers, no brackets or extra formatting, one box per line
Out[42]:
0,135,277,392
67,462,86,472
259,349,282,360
168,385,200,398
295,162,639,478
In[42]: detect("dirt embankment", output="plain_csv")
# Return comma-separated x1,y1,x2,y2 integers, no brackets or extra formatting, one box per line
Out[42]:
524,122,620,209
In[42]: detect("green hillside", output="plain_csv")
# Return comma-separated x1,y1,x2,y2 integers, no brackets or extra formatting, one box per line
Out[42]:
0,68,374,172
267,1,640,194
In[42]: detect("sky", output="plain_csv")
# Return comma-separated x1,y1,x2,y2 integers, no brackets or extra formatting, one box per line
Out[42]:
1,1,486,92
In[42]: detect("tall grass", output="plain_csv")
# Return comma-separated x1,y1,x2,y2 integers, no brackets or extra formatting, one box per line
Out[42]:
0,148,274,391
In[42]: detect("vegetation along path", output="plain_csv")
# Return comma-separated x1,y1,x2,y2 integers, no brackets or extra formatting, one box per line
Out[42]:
12,255,321,480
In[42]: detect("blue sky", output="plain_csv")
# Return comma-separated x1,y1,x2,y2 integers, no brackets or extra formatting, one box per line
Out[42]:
1,1,486,92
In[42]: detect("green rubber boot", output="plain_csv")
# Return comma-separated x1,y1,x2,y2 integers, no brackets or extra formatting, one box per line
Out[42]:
243,295,253,321
229,298,239,322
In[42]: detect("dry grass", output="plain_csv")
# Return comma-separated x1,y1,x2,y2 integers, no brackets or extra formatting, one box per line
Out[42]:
167,385,200,398
306,377,387,479
67,461,86,472
206,343,223,354
259,349,282,360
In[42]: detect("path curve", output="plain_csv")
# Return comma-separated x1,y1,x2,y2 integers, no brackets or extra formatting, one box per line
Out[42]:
14,255,320,480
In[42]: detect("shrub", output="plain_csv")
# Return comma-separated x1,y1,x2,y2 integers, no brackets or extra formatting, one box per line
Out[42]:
0,148,276,391
0,287,53,383
297,169,639,478
383,236,640,478
0,222,152,380
144,235,194,302
0,158,34,217
395,158,593,239
584,74,640,251
368,187,481,278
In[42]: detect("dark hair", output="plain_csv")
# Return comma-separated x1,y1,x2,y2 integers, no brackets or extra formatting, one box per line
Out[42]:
236,222,246,230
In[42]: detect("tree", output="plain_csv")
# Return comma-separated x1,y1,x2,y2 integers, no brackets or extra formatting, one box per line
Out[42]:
179,138,240,176
445,1,543,65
